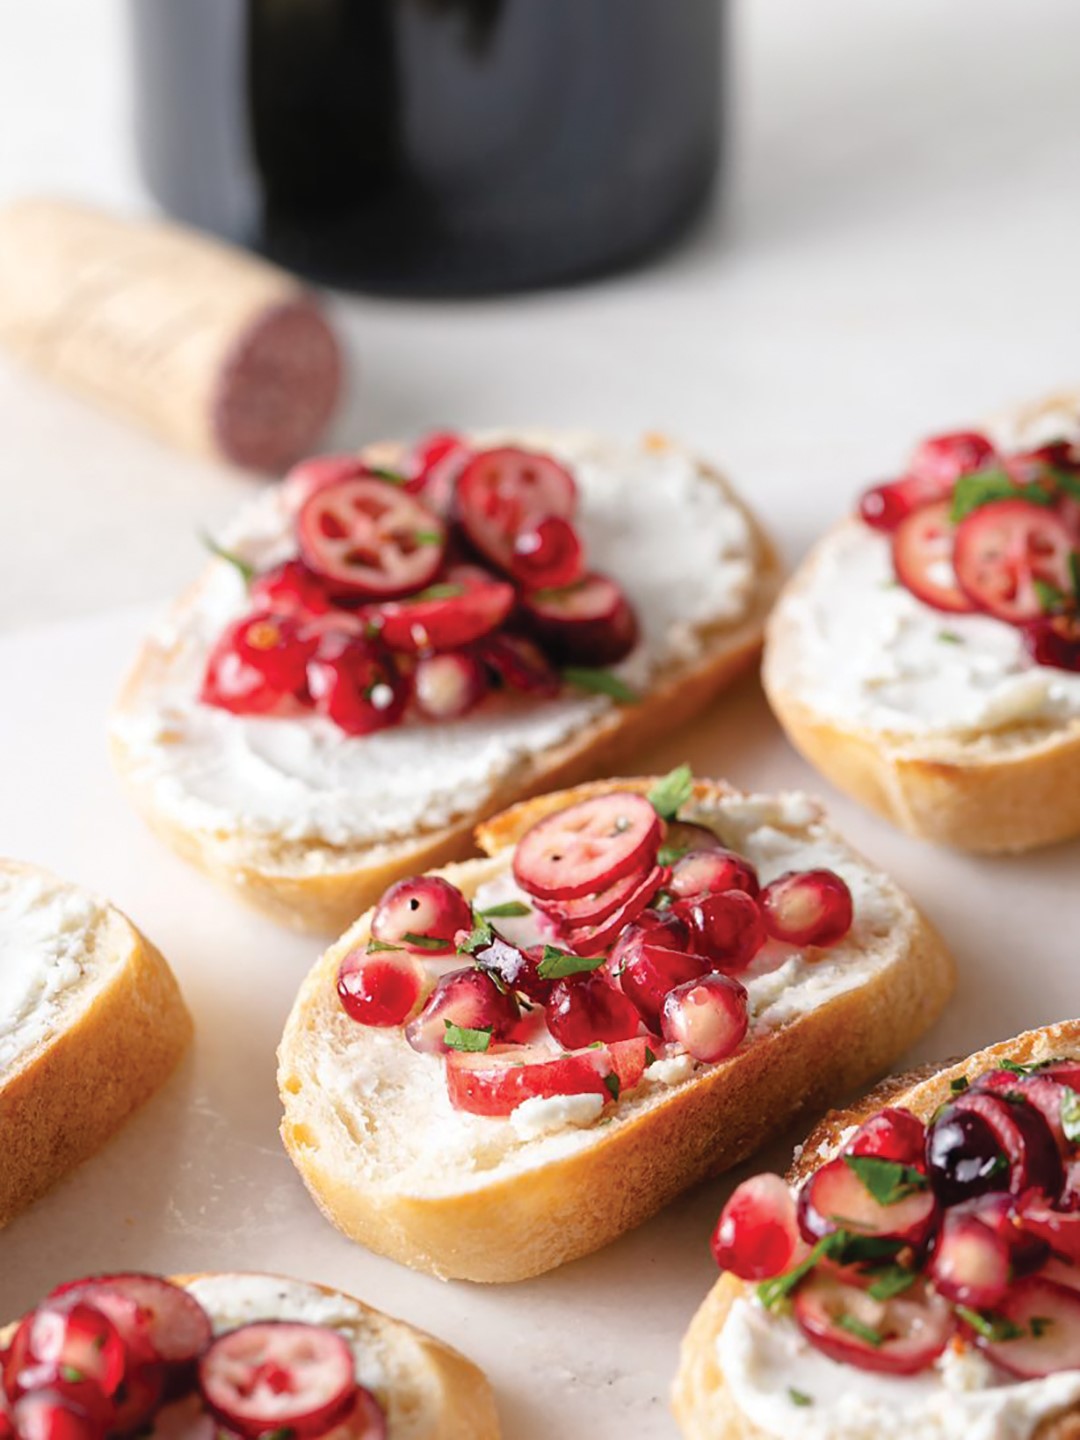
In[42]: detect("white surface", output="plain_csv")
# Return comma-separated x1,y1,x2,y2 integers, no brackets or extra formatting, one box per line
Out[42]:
3,3,1080,1438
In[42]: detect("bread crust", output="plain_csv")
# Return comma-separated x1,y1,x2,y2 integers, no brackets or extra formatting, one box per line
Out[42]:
673,1020,1080,1440
110,445,781,935
0,861,192,1228
763,524,1080,853
278,778,955,1284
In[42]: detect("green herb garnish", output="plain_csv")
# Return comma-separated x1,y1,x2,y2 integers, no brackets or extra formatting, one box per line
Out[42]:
647,764,695,822
645,1047,657,1067
368,465,410,486
866,1265,918,1301
60,1366,84,1384
837,1314,884,1348
478,901,531,919
950,468,1056,523
843,1154,929,1206
414,582,466,602
458,920,493,955
602,1072,621,1101
950,1075,970,1093
200,531,255,584
1061,1088,1080,1145
788,1389,813,1407
1030,1316,1054,1338
563,667,639,704
443,1022,493,1053
403,932,449,951
414,529,443,545
1034,578,1068,614
956,1306,1024,1343
366,938,402,954
537,946,607,980
657,843,691,866
938,630,963,645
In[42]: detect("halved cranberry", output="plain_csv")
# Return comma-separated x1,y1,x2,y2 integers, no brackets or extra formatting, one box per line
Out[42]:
299,476,446,599
794,1274,953,1376
1023,613,1080,672
472,936,554,1004
537,863,660,929
848,1108,927,1168
413,652,489,721
201,614,317,714
618,944,710,1030
798,1157,937,1247
545,975,642,1049
909,430,996,486
858,475,952,532
759,870,854,949
48,1276,211,1368
11,1391,105,1440
445,1037,647,1116
668,849,759,902
250,559,334,617
953,498,1077,623
519,573,639,667
926,1106,1010,1206
404,968,520,1054
892,499,975,614
673,892,766,974
337,948,424,1027
712,1174,807,1280
371,875,472,955
367,567,515,654
558,865,667,955
929,1211,1010,1307
1017,1194,1080,1265
513,793,661,902
948,1092,1063,1199
455,446,577,574
661,974,748,1063
973,1276,1080,1378
476,634,562,697
198,1322,357,1438
3,1302,125,1404
511,516,584,591
307,635,408,735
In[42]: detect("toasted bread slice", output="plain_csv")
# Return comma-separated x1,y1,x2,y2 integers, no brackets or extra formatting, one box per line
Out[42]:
277,777,954,1284
0,860,191,1227
109,433,780,935
673,1021,1080,1440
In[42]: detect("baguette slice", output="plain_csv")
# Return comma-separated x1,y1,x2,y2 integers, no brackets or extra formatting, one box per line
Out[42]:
672,1020,1080,1440
277,776,955,1284
2,1272,499,1440
109,432,780,936
0,860,191,1227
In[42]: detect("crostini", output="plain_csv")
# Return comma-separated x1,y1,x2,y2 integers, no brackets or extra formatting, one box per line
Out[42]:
0,860,190,1228
0,1270,499,1438
764,403,1080,852
109,430,778,935
277,771,954,1284
674,1020,1080,1440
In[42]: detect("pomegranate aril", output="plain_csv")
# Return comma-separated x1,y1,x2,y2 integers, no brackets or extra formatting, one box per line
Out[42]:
973,1276,1080,1379
669,849,759,902
797,1156,937,1247
609,909,692,972
476,634,562,697
847,1108,927,1168
546,975,642,1049
48,1276,211,1368
858,475,951,532
198,1322,357,1438
455,446,577,573
367,568,515,654
11,1391,105,1440
511,515,585,591
1023,613,1080,672
371,875,473,955
513,792,661,902
337,948,424,1027
794,1274,953,1376
930,1211,1010,1307
558,864,667,955
661,973,748,1063
892,499,975,614
759,869,854,949
413,652,489,721
954,498,1078,624
910,430,996,486
618,943,709,1030
3,1303,126,1404
298,475,446,599
712,1174,807,1280
404,968,520,1054
445,1037,647,1117
520,572,639,667
307,636,408,736
674,891,766,974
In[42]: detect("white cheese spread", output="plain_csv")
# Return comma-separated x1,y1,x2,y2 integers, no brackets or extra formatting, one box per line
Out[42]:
111,433,758,849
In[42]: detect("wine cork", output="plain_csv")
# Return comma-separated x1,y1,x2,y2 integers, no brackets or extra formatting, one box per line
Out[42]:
0,198,343,472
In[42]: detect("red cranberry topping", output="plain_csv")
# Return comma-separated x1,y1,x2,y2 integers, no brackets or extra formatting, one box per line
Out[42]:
557,864,668,956
198,1322,357,1439
48,1275,211,1368
472,937,554,1004
282,454,369,513
618,943,709,1031
512,793,661,902
953,499,1077,624
1023,613,1080,672
848,1108,927,1168
798,1157,938,1247
406,431,471,509
3,1303,126,1404
321,1388,387,1440
404,968,520,1054
891,499,975,614
909,430,995,486
337,949,424,1027
371,876,473,955
519,572,639,667
793,1274,954,1376
201,614,317,714
307,636,408,735
971,1276,1080,1379
445,1037,647,1117
298,475,446,599
10,1391,105,1440
926,1105,1009,1206
712,1174,807,1280
609,909,693,971
668,849,759,902
1016,1195,1080,1266
537,863,663,929
673,891,766,974
455,446,577,574
413,652,489,721
661,973,748,1063
858,475,952,533
545,975,642,1050
368,567,515,654
759,869,854,949
511,515,585,591
947,1092,1062,1199
476,633,562,697
929,1210,1010,1308
250,559,334,617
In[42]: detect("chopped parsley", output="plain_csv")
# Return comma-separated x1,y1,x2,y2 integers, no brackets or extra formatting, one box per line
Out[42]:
866,1265,918,1301
1034,578,1068,614
950,468,1056,523
602,1072,621,1101
788,1389,813,1407
413,582,466,602
443,1022,493,1053
414,529,443,545
366,938,402,954
950,1075,970,1093
657,842,692,867
647,764,695,822
956,1307,1024,1343
1061,1087,1080,1145
843,1154,928,1206
563,667,639,703
536,945,607,980
200,531,255,584
367,465,410,486
938,630,964,645
402,932,448,951
837,1314,884,1348
477,900,531,919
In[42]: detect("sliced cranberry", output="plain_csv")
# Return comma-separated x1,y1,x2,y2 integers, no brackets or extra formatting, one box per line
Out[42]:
513,793,662,902
798,1157,937,1247
371,876,473,955
455,446,577,573
1017,1194,1080,1265
953,499,1077,623
909,430,996,486
668,849,759,902
661,974,748,1062
1023,612,1080,672
198,1322,357,1438
929,1211,1010,1307
545,975,642,1049
282,454,369,512
406,431,471,511
298,476,446,599
404,968,520,1054
618,943,710,1030
201,613,317,714
1041,1060,1080,1090
977,1071,1073,1153
892,499,975,614
104,1361,165,1435
48,1276,211,1368
848,1108,927,1168
537,863,660,929
858,475,952,532
476,634,562,697
794,1273,953,1376
3,1302,126,1406
1040,1257,1080,1293
307,635,408,735
511,516,585,591
972,1276,1080,1378
951,1192,1049,1275
759,869,854,949
609,909,693,972
558,865,667,955
473,937,554,1004
712,1174,807,1280
519,572,639,667
11,1391,105,1440
948,1092,1062,1198
337,948,424,1027
926,1106,1010,1206
673,891,766,974
319,1388,387,1440
445,1037,647,1116
367,567,515,654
